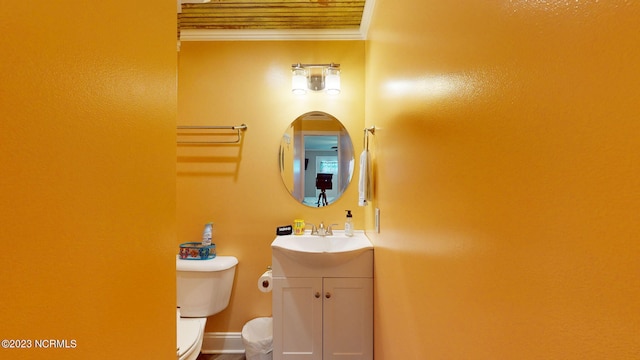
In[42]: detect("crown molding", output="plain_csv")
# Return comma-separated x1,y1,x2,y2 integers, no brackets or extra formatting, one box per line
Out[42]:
180,28,365,41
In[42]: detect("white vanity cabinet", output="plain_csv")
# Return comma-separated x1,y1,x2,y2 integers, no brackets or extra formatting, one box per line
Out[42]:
272,277,373,360
271,231,374,360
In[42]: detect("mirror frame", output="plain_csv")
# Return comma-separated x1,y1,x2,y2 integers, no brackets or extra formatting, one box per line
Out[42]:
279,111,355,207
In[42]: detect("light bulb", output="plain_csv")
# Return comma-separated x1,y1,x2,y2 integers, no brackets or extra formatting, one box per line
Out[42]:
325,67,341,94
291,68,307,94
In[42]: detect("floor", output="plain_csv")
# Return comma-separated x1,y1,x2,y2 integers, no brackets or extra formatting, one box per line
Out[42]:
196,354,246,360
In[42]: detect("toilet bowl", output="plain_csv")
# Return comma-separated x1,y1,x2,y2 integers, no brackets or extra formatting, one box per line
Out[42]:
177,317,206,360
176,255,238,359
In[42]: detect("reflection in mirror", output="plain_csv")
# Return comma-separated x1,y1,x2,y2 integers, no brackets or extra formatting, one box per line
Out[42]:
280,111,354,207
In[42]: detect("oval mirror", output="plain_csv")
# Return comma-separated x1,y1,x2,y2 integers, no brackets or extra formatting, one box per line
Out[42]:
279,111,355,207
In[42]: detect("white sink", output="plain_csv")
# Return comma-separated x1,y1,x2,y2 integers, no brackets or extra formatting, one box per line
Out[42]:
271,231,373,271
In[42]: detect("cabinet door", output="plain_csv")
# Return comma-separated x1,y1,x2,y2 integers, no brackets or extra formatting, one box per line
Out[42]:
273,277,323,360
323,278,373,360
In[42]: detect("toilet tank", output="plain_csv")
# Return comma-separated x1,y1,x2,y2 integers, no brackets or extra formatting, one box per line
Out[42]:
177,256,238,317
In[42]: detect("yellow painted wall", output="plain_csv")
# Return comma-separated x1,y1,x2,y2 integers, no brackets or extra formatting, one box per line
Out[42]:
177,41,365,332
366,0,640,359
0,2,176,359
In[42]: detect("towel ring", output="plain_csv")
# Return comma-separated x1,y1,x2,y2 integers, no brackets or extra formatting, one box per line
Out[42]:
363,126,375,150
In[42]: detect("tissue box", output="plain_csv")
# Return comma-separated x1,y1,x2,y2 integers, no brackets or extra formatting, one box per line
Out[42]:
179,242,216,260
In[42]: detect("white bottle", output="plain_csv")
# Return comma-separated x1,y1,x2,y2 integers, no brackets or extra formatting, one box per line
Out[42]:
202,222,213,246
345,210,354,237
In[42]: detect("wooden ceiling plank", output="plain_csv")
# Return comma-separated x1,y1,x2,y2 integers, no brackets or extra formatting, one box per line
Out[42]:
182,7,364,14
178,0,367,33
182,24,360,30
183,0,365,5
183,2,365,10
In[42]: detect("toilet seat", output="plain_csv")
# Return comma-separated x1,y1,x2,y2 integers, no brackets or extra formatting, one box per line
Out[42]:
177,317,206,360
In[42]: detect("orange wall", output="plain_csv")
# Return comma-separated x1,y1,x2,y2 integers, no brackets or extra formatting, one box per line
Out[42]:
177,41,365,332
366,1,640,359
0,2,177,359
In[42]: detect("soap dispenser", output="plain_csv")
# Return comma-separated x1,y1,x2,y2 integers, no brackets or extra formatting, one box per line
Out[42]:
345,210,354,237
202,222,213,246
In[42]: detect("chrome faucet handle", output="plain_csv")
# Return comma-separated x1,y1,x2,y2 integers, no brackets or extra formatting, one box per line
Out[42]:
326,224,339,235
308,223,317,235
313,222,327,236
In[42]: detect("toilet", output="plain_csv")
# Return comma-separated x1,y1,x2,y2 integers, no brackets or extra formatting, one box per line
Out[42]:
176,255,238,360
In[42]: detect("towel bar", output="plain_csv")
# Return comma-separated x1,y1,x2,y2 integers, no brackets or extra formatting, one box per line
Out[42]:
177,124,247,144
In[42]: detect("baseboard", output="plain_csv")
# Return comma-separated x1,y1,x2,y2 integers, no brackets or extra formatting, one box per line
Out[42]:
200,332,245,354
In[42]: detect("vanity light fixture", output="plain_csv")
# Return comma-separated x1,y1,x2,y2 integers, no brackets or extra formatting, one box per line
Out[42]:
291,63,341,95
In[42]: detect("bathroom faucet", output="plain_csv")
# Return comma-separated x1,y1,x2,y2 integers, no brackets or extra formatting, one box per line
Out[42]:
310,222,339,236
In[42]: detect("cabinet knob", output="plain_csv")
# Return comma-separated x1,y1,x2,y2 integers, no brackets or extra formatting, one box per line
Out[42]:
325,292,331,299
314,292,321,298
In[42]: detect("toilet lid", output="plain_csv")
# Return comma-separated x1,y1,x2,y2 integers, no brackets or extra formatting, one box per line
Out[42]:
177,318,203,358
